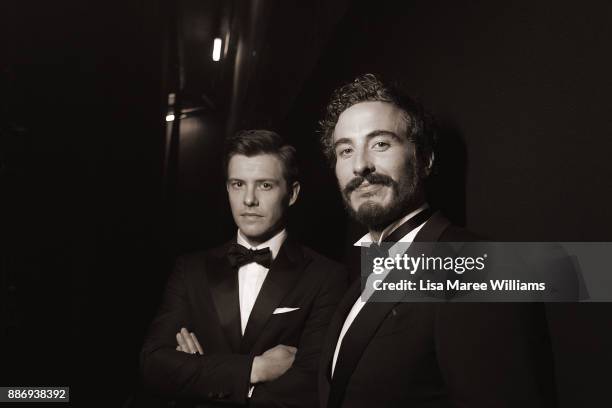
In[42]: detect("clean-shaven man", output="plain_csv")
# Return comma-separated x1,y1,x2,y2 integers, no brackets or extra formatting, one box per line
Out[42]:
141,129,347,407
317,74,556,408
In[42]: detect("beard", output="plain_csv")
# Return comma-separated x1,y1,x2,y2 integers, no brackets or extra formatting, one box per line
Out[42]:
341,163,425,231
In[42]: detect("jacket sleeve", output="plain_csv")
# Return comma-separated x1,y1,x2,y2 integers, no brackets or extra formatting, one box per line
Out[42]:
140,256,253,404
249,265,349,408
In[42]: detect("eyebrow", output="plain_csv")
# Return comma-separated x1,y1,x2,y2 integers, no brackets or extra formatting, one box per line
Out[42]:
333,130,402,149
227,177,280,183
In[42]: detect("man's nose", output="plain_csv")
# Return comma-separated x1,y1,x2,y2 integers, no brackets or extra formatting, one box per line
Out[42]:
243,186,258,207
352,148,375,176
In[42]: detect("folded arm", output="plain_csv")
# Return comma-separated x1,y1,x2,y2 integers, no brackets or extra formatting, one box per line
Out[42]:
140,257,253,404
249,266,348,408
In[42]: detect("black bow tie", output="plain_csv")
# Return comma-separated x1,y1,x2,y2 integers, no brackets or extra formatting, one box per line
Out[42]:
227,244,273,269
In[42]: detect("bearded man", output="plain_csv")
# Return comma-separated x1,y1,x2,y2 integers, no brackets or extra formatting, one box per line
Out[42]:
317,74,556,408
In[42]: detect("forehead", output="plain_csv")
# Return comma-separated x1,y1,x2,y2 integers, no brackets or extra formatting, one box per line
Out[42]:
333,101,407,143
227,153,284,179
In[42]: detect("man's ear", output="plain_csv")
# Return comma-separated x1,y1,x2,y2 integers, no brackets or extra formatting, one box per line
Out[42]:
288,181,300,206
424,152,435,176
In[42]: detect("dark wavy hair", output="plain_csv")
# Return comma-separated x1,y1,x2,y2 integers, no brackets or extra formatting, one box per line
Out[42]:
224,129,299,186
319,74,437,169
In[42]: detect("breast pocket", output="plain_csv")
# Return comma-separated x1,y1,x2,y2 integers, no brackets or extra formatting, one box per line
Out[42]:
268,307,306,329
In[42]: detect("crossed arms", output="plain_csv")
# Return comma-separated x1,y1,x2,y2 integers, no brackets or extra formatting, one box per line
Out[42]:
175,327,297,385
140,255,347,407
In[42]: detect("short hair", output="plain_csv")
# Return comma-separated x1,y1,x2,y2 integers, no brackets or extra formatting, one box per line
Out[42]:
319,73,437,168
224,129,299,186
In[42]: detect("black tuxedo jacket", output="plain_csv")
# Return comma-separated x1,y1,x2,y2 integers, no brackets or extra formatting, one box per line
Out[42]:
141,237,347,407
319,212,557,408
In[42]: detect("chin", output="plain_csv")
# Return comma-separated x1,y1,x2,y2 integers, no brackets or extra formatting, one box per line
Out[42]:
348,199,401,231
352,197,387,212
243,224,278,243
356,201,384,215
241,227,264,239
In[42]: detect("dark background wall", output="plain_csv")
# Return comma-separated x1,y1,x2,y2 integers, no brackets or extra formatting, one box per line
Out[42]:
2,0,611,406
2,0,168,404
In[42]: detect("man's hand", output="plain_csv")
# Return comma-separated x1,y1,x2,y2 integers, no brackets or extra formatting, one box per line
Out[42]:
250,344,297,384
175,327,204,355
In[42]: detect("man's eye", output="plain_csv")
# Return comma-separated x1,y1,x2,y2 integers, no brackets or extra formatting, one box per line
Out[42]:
372,141,390,150
231,181,244,188
338,147,353,158
260,182,273,190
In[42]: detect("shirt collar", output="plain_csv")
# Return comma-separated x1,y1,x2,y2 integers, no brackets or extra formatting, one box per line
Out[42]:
237,228,287,260
354,203,429,247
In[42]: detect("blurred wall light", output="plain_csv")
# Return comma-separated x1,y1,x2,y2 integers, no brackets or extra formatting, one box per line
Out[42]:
166,114,175,122
212,38,222,61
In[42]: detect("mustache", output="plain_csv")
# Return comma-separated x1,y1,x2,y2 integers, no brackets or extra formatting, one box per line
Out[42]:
343,172,395,197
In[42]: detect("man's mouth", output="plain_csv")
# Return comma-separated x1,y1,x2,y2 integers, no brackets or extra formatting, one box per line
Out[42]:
241,213,263,218
353,183,384,196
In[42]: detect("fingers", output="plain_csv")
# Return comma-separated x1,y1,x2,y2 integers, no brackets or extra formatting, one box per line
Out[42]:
176,331,189,353
190,332,204,355
180,327,198,354
175,328,203,355
278,344,298,354
262,344,298,358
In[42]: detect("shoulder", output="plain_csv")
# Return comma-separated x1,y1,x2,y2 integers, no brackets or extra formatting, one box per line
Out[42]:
421,211,485,242
296,245,349,298
298,244,348,284
173,242,232,273
301,245,344,271
439,225,485,242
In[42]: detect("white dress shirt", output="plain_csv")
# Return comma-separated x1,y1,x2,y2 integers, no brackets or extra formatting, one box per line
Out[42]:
236,228,287,335
331,205,429,377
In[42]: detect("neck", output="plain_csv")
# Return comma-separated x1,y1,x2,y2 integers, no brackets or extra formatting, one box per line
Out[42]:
369,230,383,243
242,236,264,248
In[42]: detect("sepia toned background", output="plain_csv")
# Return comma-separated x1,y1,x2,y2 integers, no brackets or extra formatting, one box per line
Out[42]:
3,0,612,406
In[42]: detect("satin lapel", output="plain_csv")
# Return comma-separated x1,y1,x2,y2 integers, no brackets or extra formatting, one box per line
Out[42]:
327,211,451,408
239,238,307,353
206,242,242,352
327,295,400,408
320,279,362,384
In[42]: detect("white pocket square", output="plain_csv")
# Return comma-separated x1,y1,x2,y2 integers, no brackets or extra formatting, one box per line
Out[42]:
273,307,300,314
